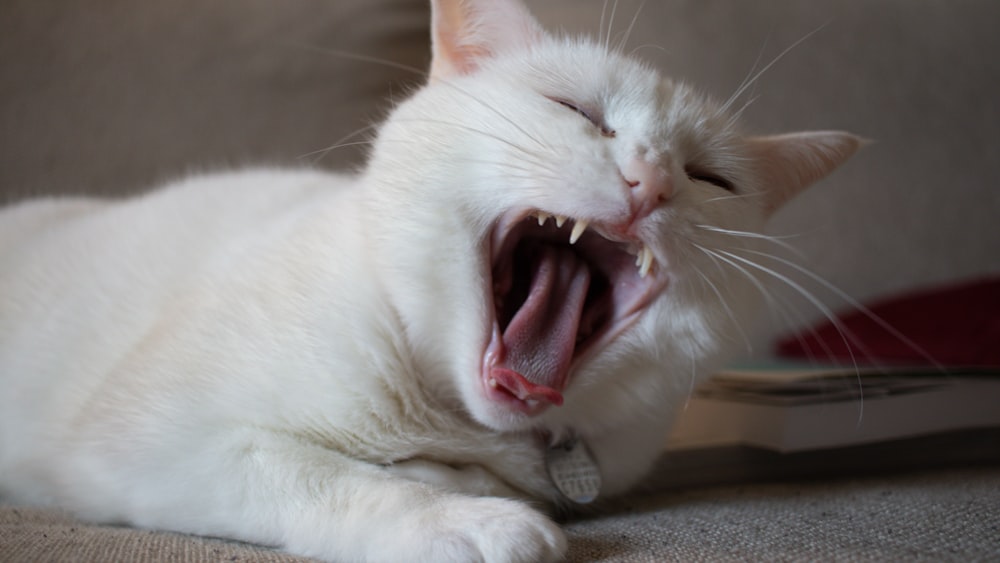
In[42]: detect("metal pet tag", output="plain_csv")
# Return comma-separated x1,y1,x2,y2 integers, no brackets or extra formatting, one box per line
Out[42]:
545,437,601,504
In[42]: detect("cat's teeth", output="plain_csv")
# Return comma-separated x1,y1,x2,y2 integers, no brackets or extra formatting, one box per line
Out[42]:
488,378,498,389
555,215,567,228
639,246,654,278
536,212,550,226
525,399,539,409
569,220,588,244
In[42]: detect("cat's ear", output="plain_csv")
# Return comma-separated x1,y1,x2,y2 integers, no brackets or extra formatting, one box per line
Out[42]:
430,0,543,79
747,131,865,214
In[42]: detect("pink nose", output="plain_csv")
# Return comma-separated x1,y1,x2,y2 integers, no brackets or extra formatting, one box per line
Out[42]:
622,157,672,220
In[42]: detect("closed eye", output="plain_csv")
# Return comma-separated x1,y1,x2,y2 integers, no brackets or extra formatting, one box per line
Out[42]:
556,99,595,123
551,98,616,138
685,166,735,192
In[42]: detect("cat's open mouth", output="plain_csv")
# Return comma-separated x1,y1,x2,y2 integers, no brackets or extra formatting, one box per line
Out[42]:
482,210,665,415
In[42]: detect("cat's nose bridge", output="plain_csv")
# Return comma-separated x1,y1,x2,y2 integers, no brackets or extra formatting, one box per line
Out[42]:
622,157,673,220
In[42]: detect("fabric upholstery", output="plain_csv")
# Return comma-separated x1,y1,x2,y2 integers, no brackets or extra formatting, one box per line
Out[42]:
3,468,998,561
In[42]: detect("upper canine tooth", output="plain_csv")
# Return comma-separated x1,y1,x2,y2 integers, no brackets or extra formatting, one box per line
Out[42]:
639,246,654,278
555,215,567,228
569,220,588,244
536,212,550,226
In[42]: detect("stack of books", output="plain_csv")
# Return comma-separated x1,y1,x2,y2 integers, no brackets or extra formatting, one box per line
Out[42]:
646,362,1000,490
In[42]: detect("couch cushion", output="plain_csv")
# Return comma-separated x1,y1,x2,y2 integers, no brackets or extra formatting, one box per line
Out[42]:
0,0,429,200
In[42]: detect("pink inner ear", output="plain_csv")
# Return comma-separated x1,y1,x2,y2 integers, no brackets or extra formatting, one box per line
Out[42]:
429,0,543,79
749,131,864,214
435,29,491,75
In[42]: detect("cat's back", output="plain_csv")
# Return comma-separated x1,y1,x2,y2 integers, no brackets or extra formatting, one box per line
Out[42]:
0,167,355,282
0,168,354,263
0,167,357,416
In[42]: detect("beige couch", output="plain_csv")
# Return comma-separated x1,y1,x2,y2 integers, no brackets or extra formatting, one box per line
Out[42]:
2,0,998,560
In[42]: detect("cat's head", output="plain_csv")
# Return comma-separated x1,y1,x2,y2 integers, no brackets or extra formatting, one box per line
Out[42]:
364,0,861,436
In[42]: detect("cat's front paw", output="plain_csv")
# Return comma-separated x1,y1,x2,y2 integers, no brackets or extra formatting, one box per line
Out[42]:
380,495,566,563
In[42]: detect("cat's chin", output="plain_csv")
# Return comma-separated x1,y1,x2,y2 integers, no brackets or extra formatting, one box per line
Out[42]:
472,208,668,426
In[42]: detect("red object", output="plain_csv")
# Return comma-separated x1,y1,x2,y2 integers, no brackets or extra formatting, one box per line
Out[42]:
776,276,1000,367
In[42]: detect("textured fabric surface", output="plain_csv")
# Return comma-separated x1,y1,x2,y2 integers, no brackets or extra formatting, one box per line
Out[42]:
564,467,1000,562
2,467,998,562
0,507,306,563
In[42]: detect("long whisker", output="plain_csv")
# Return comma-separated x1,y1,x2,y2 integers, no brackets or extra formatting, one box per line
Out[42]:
694,224,807,261
599,0,610,51
726,94,762,128
695,224,801,241
628,43,668,58
716,249,866,362
713,247,865,424
290,43,428,77
743,249,944,370
604,0,620,52
697,244,779,320
720,33,770,118
390,139,572,188
390,117,556,164
615,0,649,54
424,88,553,153
717,22,830,115
452,159,553,176
302,141,377,163
701,192,764,205
389,135,565,181
684,339,699,406
293,44,553,153
694,243,839,365
689,260,754,353
299,123,382,163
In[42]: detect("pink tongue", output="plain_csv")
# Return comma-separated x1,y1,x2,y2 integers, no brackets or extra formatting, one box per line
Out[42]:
491,245,591,405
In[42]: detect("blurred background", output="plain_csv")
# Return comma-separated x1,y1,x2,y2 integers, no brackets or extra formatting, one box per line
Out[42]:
2,0,998,355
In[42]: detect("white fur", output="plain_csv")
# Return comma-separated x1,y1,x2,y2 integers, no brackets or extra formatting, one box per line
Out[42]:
0,1,859,561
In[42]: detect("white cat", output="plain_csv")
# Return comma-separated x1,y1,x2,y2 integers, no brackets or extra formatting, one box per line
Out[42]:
0,0,860,561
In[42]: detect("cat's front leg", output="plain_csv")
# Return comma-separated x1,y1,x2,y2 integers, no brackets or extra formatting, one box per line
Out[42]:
386,458,528,499
121,430,566,563
365,487,567,563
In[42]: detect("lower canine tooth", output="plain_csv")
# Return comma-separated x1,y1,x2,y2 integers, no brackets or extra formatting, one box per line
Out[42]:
569,220,588,244
639,247,654,278
488,378,498,388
